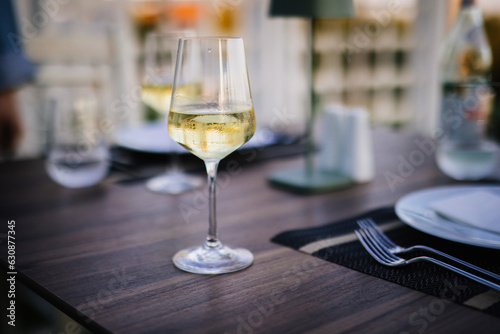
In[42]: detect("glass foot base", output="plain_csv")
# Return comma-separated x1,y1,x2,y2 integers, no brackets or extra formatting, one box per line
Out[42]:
173,242,253,274
267,166,352,194
146,172,204,195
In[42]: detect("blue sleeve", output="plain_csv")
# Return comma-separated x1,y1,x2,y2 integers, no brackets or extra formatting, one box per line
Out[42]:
0,0,35,91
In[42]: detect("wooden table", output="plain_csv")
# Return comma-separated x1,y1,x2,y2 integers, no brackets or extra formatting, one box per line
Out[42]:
1,129,500,333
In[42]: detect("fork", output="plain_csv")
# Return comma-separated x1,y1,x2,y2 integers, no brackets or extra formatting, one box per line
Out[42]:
355,228,500,292
357,218,500,282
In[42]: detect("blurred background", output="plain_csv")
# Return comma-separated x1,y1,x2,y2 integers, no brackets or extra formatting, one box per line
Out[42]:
6,0,500,159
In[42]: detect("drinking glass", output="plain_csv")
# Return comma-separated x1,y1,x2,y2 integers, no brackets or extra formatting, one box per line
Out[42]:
141,31,203,194
168,37,255,274
45,86,109,188
436,84,498,180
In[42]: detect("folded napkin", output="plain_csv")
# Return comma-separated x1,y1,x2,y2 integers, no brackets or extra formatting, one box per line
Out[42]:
429,191,500,234
271,207,500,318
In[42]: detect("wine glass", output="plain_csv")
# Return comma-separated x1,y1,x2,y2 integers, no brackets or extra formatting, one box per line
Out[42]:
168,37,255,274
141,31,204,194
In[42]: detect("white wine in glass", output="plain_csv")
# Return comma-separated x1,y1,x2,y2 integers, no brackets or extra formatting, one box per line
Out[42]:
141,31,204,194
141,83,174,115
168,37,255,274
168,105,255,160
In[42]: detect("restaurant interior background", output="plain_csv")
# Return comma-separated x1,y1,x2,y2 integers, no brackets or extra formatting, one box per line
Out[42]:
8,0,500,159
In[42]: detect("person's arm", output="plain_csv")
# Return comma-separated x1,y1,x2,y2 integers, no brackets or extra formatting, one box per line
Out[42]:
0,0,35,152
0,89,22,151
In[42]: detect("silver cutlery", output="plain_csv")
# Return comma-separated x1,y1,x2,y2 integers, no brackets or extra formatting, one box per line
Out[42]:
355,228,500,292
358,218,500,282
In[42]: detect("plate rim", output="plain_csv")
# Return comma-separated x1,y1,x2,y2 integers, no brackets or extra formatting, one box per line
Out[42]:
395,184,500,249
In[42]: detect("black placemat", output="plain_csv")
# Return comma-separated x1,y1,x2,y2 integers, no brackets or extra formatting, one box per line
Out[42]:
271,207,500,318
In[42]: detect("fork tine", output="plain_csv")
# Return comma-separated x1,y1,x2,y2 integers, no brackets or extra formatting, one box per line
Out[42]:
355,230,387,265
357,219,392,249
356,229,399,265
361,218,397,249
357,218,370,230
362,228,402,263
365,218,397,248
357,220,389,250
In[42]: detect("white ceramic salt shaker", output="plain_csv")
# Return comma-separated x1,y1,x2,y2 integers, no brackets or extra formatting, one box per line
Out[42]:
341,107,374,183
319,104,346,172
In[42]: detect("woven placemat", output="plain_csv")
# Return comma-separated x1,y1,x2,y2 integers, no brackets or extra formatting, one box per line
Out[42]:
271,207,500,318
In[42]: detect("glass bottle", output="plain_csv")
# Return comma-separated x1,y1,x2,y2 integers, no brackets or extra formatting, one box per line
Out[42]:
437,0,498,180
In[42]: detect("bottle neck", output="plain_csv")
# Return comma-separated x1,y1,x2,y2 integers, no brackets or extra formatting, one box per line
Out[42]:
456,1,484,29
461,0,475,7
441,0,491,82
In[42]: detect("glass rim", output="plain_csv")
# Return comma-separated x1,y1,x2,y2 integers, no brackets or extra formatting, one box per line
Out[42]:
179,36,243,41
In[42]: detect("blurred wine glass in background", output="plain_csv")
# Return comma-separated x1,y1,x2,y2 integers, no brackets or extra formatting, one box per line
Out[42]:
141,31,204,194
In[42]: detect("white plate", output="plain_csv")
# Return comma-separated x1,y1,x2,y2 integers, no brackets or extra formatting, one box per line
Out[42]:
395,185,500,249
115,122,280,154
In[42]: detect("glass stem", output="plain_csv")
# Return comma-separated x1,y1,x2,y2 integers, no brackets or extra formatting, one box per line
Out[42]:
167,152,180,173
306,18,316,177
204,161,221,249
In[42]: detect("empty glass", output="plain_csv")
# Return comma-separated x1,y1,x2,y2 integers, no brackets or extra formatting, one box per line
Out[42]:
45,87,109,188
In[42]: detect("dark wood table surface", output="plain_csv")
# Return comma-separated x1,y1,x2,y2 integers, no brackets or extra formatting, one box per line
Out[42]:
2,128,500,334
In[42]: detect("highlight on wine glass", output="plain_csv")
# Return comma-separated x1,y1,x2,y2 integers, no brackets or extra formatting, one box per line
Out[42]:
168,37,256,274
